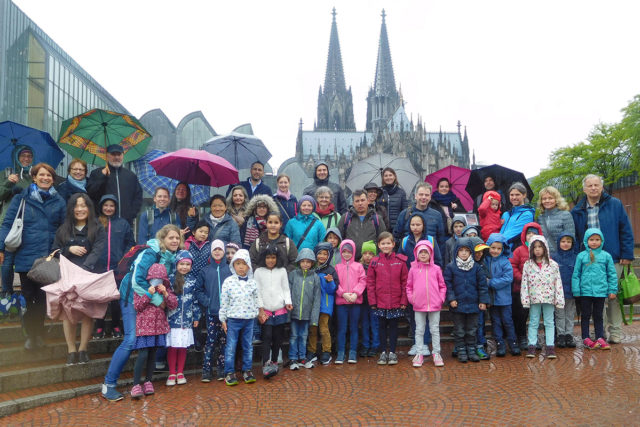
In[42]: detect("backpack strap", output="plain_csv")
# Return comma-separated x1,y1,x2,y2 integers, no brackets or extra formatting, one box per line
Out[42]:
342,212,352,238
275,199,291,221
402,235,409,254
146,207,154,240
296,218,318,249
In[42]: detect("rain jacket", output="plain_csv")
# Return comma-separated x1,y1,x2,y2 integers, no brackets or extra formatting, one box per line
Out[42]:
554,232,577,299
443,238,489,313
184,236,211,277
571,191,634,263
0,186,66,272
366,250,408,309
194,259,232,315
314,242,338,315
254,266,291,313
86,165,143,226
137,207,183,245
288,249,321,324
324,227,343,267
500,204,535,250
284,211,326,252
53,220,106,273
406,240,447,312
96,196,135,273
241,194,279,249
538,207,575,257
334,240,367,305
302,161,347,214
134,265,178,336
393,203,446,253
219,250,259,323
398,213,443,268
379,183,408,231
571,228,618,298
121,239,176,307
274,192,298,231
337,205,387,261
313,208,341,231
510,222,543,293
478,190,502,241
168,273,201,329
485,233,514,306
230,177,272,199
444,216,467,266
189,212,241,246
249,231,298,272
520,236,564,308
0,146,33,223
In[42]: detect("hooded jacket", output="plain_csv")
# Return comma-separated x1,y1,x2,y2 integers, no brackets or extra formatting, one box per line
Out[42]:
520,235,564,308
302,161,347,214
273,191,298,231
194,212,241,246
406,240,447,312
554,232,577,299
95,195,136,273
334,240,367,305
241,194,280,249
379,183,408,231
134,264,178,336
288,248,321,324
444,216,467,266
123,239,176,307
366,249,408,309
500,203,536,250
219,249,259,323
509,222,543,293
324,227,343,266
443,237,489,313
571,191,634,263
184,236,212,277
194,257,232,315
393,202,446,253
537,207,575,257
168,272,201,329
479,190,502,241
249,231,298,272
314,242,339,315
571,228,618,298
0,146,34,223
485,233,514,306
398,213,444,268
337,205,387,261
284,204,327,252
86,164,143,226
137,206,183,245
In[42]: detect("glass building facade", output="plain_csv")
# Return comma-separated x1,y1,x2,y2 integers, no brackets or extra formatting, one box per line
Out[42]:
0,0,128,174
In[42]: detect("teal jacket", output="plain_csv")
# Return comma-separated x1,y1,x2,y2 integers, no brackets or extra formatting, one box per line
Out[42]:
571,228,618,298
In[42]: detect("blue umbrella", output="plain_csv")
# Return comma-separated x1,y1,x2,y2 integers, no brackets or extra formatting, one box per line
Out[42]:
0,121,64,169
203,132,272,170
132,149,209,206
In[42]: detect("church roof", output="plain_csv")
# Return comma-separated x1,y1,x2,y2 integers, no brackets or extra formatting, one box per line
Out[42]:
373,10,397,97
301,130,372,161
387,105,411,132
323,7,347,95
425,131,463,156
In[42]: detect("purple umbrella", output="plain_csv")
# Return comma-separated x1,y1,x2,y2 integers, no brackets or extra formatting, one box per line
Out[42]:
149,149,239,188
425,165,474,211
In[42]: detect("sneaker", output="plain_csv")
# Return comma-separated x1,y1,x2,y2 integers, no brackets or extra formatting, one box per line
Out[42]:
583,338,598,349
112,327,123,339
66,352,77,366
243,371,256,384
556,334,566,348
367,348,377,357
142,381,154,395
347,352,357,364
216,373,225,382
306,352,318,363
457,347,468,363
565,334,576,348
320,352,332,365
77,351,90,364
408,344,418,356
166,374,177,386
412,354,424,367
433,352,444,367
518,337,528,351
596,338,610,350
101,383,124,402
302,359,315,369
476,347,489,360
335,353,344,365
388,352,398,365
201,372,212,383
225,373,238,386
452,347,458,358
526,345,536,358
263,361,279,379
545,346,557,359
176,373,186,385
358,348,367,358
467,347,480,362
92,328,105,340
130,384,144,399
422,347,432,357
252,339,262,345
289,361,300,370
496,342,506,357
377,351,388,365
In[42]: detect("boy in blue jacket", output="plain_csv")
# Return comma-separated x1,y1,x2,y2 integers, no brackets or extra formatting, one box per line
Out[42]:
306,242,339,365
554,233,577,348
486,233,520,357
193,240,232,382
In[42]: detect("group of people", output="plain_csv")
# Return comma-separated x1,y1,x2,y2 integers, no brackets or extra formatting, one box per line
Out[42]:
0,148,634,402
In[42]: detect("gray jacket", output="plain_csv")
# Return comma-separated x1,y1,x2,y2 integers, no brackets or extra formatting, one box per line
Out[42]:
537,208,575,256
288,268,321,325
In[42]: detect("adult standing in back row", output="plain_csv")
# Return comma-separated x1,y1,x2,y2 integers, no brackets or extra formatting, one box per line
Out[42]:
571,174,634,344
303,161,347,214
86,144,143,227
226,161,272,199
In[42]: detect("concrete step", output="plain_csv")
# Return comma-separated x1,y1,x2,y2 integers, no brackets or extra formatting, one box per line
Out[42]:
0,337,123,367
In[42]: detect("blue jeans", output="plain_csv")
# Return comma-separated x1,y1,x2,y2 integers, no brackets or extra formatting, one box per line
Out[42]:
253,318,261,340
224,318,253,374
104,300,136,385
490,305,517,345
288,319,310,361
1,250,15,293
336,304,361,356
528,303,555,346
360,304,379,350
476,311,486,345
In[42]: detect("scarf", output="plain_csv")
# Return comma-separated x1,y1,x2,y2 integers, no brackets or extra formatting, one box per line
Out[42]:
432,190,458,206
160,250,177,273
276,189,291,200
244,216,267,247
209,213,223,226
456,256,474,271
29,183,57,203
67,176,87,192
315,203,336,217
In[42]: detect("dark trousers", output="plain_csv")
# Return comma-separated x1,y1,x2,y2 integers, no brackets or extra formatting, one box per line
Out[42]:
95,300,122,331
378,317,399,353
580,297,606,340
512,292,529,339
491,305,517,345
203,314,226,375
134,347,157,385
261,323,285,364
19,273,46,339
452,311,479,349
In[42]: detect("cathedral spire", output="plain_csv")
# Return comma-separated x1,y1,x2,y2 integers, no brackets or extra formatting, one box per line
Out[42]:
373,9,397,98
324,7,346,95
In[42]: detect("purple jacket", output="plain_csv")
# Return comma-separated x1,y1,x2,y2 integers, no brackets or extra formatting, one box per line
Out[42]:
134,290,178,336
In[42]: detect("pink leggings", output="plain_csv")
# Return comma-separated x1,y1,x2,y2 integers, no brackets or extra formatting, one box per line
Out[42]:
167,347,187,375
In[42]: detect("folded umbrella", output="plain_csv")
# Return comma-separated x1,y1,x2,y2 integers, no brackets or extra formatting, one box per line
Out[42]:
149,149,239,188
425,165,474,211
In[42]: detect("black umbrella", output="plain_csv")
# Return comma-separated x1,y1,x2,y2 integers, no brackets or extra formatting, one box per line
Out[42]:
466,164,534,205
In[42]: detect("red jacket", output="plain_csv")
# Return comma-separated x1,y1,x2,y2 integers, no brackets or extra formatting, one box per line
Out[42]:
479,191,502,241
134,289,178,336
509,222,542,293
366,252,408,309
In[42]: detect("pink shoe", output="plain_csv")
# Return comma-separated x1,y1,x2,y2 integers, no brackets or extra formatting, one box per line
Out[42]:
166,374,176,386
412,354,423,367
433,352,444,367
596,338,610,350
583,338,598,349
142,381,155,395
176,373,187,385
130,384,143,399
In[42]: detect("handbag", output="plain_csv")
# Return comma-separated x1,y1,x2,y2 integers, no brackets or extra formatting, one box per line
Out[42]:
618,265,640,325
4,198,25,252
27,249,61,285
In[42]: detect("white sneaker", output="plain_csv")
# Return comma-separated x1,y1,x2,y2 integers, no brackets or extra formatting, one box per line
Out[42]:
408,344,418,356
388,352,398,365
166,375,176,386
303,360,315,369
289,361,299,370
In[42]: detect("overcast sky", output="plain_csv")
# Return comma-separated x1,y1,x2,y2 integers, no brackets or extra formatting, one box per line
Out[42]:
14,0,640,178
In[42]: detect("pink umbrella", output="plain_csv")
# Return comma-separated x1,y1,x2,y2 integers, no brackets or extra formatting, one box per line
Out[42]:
425,165,474,211
149,148,239,187
42,255,120,323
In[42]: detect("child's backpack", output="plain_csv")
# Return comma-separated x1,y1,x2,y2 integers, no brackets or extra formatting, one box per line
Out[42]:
115,244,150,284
0,292,26,322
342,211,380,238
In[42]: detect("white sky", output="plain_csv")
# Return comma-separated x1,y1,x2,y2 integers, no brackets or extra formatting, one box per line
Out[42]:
14,0,640,178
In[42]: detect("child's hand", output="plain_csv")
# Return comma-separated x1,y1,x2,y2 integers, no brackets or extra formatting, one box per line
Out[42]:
609,293,617,300
193,321,199,328
285,304,293,311
180,227,190,236
479,303,486,311
451,202,458,210
160,301,166,309
221,322,227,333
148,286,156,294
450,300,458,308
325,274,333,282
400,305,406,310
157,284,166,294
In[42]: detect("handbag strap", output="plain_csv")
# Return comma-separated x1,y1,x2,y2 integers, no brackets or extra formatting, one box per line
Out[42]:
16,198,26,221
46,249,60,261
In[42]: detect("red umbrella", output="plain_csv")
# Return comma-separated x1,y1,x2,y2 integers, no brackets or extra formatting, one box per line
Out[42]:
149,148,239,187
424,165,474,211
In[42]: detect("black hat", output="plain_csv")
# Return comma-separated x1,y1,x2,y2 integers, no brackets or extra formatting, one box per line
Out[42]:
106,144,124,154
364,182,383,197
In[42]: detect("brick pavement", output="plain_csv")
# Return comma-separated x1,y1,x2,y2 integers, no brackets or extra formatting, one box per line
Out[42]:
3,325,640,426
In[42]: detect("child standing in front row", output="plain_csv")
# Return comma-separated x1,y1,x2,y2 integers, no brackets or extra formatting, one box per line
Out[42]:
359,241,379,358
406,240,447,367
219,249,259,386
571,228,618,350
520,235,564,359
367,232,408,366
555,233,577,348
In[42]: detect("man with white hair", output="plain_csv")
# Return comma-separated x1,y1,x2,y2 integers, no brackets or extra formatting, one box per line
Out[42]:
571,174,634,344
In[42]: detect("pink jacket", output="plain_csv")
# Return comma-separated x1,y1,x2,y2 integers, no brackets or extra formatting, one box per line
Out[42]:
406,240,447,312
334,240,367,305
134,288,178,336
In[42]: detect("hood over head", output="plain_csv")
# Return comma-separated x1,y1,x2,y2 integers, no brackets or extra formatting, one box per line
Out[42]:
486,233,511,257
314,161,331,183
295,247,316,263
99,194,118,211
245,194,279,217
146,263,170,288
324,226,342,243
462,225,481,238
556,232,576,252
339,239,356,257
230,249,253,277
413,239,434,266
528,235,550,258
314,242,334,269
455,237,475,256
451,215,467,232
520,222,543,246
482,190,501,203
583,228,604,251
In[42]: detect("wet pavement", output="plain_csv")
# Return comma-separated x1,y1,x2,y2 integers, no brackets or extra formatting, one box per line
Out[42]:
3,324,640,426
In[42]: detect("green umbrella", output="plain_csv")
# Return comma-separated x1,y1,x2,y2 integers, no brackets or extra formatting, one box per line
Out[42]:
58,109,152,166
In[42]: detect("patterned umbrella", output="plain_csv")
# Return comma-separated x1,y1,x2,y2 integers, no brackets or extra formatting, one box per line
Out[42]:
58,109,151,166
132,149,210,206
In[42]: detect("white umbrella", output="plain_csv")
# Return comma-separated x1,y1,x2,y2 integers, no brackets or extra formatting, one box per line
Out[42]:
346,153,420,193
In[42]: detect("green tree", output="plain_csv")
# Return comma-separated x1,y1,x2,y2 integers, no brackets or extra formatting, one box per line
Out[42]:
620,94,640,175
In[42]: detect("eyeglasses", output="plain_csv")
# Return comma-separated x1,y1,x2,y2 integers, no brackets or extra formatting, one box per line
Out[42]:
70,168,85,172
